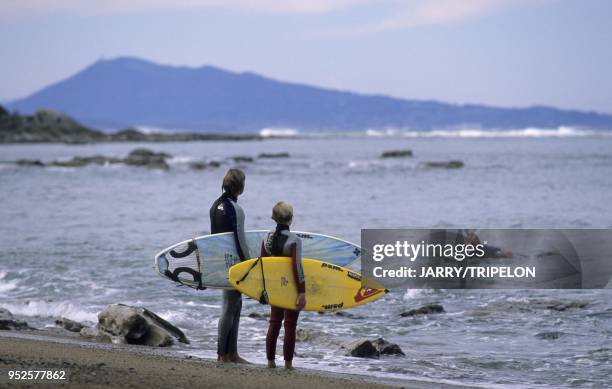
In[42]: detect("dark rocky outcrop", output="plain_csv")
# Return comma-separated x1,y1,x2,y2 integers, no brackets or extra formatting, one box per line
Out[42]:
80,304,188,347
0,109,107,144
0,105,261,144
424,160,464,169
232,155,254,163
381,150,413,158
55,317,86,332
0,308,31,330
258,152,290,159
341,338,404,358
124,148,171,170
535,331,564,340
189,160,221,170
12,148,172,170
400,303,445,317
16,159,45,167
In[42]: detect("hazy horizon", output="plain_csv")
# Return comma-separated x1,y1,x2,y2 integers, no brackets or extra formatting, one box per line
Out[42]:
1,0,611,114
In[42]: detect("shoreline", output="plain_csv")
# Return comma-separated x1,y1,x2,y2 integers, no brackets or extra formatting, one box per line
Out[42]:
0,330,475,389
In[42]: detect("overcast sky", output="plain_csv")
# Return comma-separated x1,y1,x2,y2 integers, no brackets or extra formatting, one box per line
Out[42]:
1,0,611,113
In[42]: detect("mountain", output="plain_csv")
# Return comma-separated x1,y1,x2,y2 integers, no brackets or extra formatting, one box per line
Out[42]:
8,57,612,132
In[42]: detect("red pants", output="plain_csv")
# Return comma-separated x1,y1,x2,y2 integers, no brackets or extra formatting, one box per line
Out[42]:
266,306,300,361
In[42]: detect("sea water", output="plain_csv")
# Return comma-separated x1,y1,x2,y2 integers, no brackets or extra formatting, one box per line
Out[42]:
1,134,612,388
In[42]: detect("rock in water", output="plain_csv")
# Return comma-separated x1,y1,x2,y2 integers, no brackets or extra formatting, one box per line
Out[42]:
231,155,254,163
400,304,445,317
424,160,464,169
0,308,30,330
381,150,413,158
372,338,405,356
83,304,188,346
55,317,85,332
258,152,290,159
341,338,405,358
124,148,171,170
342,339,380,358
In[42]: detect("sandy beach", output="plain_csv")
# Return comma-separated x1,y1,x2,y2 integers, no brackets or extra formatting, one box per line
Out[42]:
0,331,474,389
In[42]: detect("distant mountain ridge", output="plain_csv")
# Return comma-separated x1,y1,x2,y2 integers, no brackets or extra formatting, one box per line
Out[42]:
8,57,612,132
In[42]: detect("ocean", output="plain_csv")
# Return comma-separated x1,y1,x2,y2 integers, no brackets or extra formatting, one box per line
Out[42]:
1,131,612,388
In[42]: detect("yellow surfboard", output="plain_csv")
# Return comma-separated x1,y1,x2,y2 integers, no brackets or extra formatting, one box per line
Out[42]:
228,257,388,311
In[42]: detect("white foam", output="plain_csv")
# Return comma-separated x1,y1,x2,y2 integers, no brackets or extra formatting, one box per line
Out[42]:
259,127,299,138
0,280,18,293
1,300,98,323
365,126,603,138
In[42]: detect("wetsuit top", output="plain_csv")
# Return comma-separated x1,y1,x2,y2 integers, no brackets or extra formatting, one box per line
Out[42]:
260,224,305,294
209,192,250,261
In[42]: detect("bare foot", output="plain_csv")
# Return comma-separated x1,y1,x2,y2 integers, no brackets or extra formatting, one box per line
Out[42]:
267,360,276,368
218,354,231,363
229,353,250,364
284,361,294,370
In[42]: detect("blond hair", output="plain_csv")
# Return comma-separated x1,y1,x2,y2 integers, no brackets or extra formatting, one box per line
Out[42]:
222,168,245,195
272,201,293,224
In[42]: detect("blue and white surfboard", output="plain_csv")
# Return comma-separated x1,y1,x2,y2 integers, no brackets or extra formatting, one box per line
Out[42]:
154,230,361,290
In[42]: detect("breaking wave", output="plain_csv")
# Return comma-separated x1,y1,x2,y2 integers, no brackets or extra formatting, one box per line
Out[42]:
259,127,300,138
366,126,606,138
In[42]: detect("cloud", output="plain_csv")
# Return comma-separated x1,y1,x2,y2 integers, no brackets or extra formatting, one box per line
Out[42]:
365,0,531,32
0,0,374,22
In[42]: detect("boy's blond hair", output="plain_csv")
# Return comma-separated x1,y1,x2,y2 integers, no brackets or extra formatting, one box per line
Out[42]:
272,201,293,224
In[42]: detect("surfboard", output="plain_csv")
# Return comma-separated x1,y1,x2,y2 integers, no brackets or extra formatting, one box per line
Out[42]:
154,230,361,290
228,257,387,311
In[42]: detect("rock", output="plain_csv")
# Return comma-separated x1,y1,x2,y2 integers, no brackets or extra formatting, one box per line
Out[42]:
111,128,150,141
400,303,445,317
0,308,30,331
334,311,364,319
55,317,85,332
342,339,380,358
80,326,116,343
535,331,564,340
381,150,413,158
190,160,222,170
124,148,171,170
15,159,45,167
247,312,270,320
341,337,404,358
547,301,588,311
424,160,464,169
231,155,254,163
372,338,405,356
92,304,188,347
258,152,290,159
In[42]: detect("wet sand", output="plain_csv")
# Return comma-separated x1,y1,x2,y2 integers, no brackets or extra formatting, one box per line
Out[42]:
0,332,474,389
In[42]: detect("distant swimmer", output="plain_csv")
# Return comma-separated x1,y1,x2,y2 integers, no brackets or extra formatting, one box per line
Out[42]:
260,202,306,370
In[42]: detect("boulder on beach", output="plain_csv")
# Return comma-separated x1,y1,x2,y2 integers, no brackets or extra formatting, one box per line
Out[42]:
55,317,85,332
400,303,445,317
341,337,404,358
0,308,31,331
124,148,172,170
258,152,290,159
80,304,188,347
381,150,413,158
424,160,464,169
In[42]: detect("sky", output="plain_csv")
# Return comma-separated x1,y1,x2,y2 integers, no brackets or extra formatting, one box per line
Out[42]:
1,0,611,113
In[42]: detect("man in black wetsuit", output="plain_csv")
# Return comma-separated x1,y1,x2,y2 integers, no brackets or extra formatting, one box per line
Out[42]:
210,168,250,363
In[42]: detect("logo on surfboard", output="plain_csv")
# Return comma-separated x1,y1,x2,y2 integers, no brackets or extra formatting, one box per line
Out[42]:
354,287,383,302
